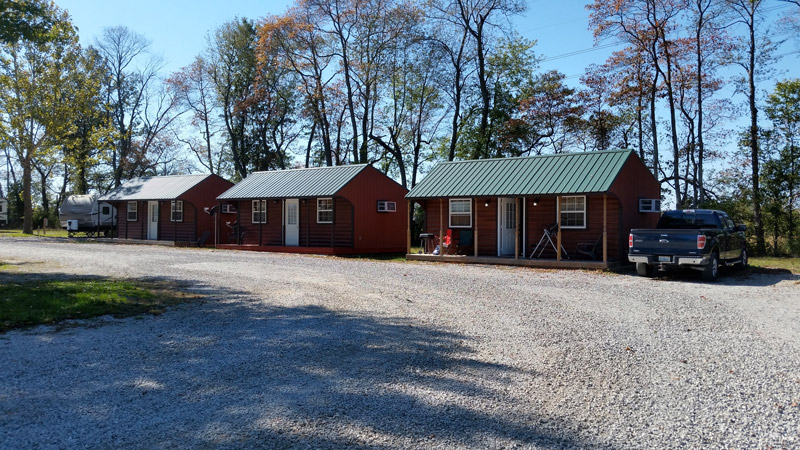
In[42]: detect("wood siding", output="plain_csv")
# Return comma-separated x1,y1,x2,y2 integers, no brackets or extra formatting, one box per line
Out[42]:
525,195,620,260
608,152,661,258
110,175,233,245
337,165,408,252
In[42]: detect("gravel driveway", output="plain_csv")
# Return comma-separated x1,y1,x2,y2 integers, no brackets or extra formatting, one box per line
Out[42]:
1,238,799,449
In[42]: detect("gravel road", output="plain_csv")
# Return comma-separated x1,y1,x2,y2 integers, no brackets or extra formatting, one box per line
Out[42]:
1,238,799,449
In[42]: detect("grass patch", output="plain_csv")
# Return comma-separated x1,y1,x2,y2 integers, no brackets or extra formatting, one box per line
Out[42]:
0,228,69,238
749,257,800,274
336,247,423,262
0,277,195,332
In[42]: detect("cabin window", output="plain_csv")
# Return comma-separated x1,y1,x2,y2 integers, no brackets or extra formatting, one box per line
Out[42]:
449,198,472,228
317,198,333,223
127,201,137,221
252,200,267,224
102,206,110,215
170,201,183,222
557,196,586,229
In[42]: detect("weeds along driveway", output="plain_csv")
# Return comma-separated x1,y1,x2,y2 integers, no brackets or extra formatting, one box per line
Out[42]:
1,238,799,449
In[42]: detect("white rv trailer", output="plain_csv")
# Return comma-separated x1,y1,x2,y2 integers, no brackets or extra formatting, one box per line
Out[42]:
0,198,7,226
58,194,117,237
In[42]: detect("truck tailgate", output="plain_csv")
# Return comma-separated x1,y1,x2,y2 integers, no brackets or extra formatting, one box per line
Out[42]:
630,230,699,255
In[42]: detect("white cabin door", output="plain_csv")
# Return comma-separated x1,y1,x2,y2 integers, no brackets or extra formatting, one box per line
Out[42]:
499,197,516,256
147,201,158,240
285,199,299,246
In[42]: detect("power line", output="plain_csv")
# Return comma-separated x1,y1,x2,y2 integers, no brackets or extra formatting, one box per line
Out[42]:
541,41,625,62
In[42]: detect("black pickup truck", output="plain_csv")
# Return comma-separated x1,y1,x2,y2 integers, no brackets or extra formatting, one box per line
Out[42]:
628,209,748,281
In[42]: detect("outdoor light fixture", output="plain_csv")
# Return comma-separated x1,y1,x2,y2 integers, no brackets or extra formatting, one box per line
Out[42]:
484,199,490,207
533,198,540,206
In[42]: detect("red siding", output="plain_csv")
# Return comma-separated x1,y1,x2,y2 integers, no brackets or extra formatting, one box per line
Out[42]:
180,175,234,246
299,198,354,248
114,200,146,240
110,175,233,245
420,198,496,256
608,153,661,258
525,195,620,260
414,153,660,262
216,166,408,253
336,166,409,252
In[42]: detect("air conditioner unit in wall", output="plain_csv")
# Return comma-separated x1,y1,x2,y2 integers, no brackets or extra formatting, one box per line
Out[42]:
221,204,237,214
377,200,397,212
639,198,661,213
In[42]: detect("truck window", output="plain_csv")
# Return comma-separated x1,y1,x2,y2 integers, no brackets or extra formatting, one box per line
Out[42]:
656,211,694,229
656,211,721,229
694,213,719,228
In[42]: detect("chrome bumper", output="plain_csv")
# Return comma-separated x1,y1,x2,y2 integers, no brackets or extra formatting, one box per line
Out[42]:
628,255,708,266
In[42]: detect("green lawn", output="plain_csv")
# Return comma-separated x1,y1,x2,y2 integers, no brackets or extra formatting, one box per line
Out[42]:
0,228,69,238
749,257,800,274
0,266,196,331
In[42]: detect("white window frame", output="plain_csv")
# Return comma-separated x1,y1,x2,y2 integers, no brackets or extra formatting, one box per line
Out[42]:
556,195,586,229
170,200,183,222
127,201,137,222
449,198,472,228
377,200,397,212
317,198,333,224
252,200,267,224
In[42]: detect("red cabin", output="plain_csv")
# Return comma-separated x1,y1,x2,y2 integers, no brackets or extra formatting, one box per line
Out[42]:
216,164,408,254
100,174,234,246
405,149,661,269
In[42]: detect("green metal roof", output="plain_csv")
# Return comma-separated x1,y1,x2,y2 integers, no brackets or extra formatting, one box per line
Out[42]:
217,164,368,200
99,174,211,201
406,149,635,199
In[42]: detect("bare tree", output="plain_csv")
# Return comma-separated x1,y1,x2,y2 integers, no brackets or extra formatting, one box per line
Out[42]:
96,26,174,187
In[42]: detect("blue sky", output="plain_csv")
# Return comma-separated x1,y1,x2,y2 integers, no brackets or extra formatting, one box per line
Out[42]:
56,0,798,92
57,0,617,81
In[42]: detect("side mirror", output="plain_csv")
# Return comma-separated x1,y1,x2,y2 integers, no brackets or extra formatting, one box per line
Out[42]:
737,224,747,232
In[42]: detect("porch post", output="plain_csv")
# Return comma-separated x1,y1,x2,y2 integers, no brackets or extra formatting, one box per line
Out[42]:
439,198,443,253
237,200,241,245
173,201,177,243
281,199,285,246
259,200,263,247
406,200,411,254
474,198,478,257
557,196,562,261
515,197,520,259
215,201,220,248
603,194,608,264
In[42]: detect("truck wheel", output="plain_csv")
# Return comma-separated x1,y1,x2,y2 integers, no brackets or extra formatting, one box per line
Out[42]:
636,262,654,277
735,247,748,269
702,252,719,281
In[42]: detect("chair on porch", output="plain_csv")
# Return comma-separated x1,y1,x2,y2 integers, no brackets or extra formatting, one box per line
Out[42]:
576,235,602,260
455,229,473,255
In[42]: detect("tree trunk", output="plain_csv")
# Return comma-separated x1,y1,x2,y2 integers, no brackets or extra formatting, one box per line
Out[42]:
660,40,682,208
696,15,706,207
649,70,660,178
22,159,32,234
474,21,490,159
305,121,316,168
748,21,765,255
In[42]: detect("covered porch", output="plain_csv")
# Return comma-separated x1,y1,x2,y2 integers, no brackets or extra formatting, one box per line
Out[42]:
404,194,618,269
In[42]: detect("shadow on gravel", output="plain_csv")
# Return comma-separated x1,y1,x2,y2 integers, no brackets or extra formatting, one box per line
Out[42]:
1,289,606,449
619,265,798,286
